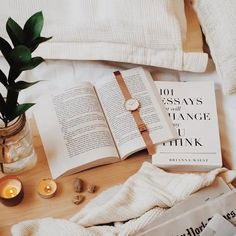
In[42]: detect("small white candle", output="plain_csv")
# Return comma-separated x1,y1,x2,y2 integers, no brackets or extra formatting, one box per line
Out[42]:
37,178,57,199
0,176,24,206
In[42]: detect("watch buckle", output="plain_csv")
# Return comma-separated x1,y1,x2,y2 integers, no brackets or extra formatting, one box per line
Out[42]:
138,123,147,132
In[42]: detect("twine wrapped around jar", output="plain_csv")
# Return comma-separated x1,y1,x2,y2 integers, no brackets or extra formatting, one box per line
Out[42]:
0,114,37,174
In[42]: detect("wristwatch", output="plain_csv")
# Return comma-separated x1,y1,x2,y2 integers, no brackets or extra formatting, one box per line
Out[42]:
113,71,156,155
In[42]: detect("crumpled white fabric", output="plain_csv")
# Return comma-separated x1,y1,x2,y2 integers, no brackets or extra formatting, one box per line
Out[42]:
11,162,233,236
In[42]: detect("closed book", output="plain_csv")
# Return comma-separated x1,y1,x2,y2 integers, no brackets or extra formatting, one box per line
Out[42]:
152,81,222,171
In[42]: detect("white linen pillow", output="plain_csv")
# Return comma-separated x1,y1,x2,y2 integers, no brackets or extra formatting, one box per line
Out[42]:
0,0,208,72
193,0,236,95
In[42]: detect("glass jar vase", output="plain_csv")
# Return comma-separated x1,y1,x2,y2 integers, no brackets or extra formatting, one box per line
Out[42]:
0,114,37,174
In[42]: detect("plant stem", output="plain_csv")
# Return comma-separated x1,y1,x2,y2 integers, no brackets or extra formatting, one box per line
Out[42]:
0,117,8,127
6,89,18,107
6,89,19,122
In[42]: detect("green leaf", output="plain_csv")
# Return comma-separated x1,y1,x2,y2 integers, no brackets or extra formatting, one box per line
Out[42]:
7,103,35,121
0,37,12,63
0,69,7,87
8,45,32,66
24,11,43,41
19,57,44,71
6,17,25,46
8,68,22,84
10,80,40,92
27,36,52,52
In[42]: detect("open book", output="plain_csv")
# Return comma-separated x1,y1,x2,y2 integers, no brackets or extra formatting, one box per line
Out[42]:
34,67,177,179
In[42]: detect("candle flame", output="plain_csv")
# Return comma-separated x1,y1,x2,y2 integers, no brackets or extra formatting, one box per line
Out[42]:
44,185,51,193
5,187,17,198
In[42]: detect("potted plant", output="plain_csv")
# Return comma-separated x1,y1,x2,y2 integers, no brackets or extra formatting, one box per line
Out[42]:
0,11,51,174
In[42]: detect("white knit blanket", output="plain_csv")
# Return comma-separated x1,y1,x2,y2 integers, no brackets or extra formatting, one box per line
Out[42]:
12,162,232,236
193,0,236,95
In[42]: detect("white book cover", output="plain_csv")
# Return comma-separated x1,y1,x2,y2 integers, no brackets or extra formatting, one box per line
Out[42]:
152,81,222,171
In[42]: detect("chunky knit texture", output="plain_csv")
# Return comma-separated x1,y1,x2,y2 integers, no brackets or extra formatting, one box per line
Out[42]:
193,0,236,94
12,163,228,236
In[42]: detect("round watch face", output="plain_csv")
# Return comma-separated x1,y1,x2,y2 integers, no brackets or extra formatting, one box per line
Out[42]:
124,98,140,111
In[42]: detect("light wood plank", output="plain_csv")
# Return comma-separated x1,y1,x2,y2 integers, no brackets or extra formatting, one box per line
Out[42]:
183,0,203,52
0,119,149,235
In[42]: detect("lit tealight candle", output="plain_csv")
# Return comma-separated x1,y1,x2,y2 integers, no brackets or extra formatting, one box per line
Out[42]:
0,176,24,207
37,179,57,199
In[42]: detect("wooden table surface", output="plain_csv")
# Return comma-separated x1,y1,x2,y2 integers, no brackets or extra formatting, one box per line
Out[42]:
0,119,149,236
0,3,203,235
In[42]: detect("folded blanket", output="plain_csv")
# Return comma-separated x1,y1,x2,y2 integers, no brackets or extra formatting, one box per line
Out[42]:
12,162,232,236
0,0,208,72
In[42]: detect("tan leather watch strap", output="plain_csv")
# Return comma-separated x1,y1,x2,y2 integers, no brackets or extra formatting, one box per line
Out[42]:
114,71,132,100
114,71,156,155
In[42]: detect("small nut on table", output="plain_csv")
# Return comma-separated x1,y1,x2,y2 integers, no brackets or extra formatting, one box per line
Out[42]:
87,184,96,193
73,178,83,193
72,195,85,205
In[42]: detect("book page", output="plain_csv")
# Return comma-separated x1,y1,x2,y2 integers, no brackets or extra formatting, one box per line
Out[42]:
95,67,177,159
34,82,119,179
200,214,236,236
